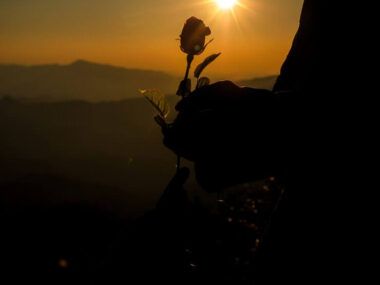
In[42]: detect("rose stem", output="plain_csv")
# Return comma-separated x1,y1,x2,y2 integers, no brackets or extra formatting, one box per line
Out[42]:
183,54,194,85
177,54,194,172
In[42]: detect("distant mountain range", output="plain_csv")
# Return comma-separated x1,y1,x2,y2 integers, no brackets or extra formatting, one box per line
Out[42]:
0,60,179,102
0,60,278,102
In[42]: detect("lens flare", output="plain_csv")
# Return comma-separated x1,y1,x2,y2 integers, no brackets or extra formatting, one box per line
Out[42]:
216,0,237,9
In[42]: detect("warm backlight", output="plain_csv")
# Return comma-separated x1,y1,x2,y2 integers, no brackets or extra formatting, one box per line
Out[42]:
216,0,237,9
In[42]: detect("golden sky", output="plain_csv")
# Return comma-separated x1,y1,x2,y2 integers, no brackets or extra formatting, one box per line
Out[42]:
0,0,303,79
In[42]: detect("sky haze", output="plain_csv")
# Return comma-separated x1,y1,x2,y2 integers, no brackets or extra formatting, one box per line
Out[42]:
0,0,303,79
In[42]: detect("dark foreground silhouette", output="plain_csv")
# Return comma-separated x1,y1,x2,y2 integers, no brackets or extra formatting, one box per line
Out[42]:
162,0,359,283
1,0,363,284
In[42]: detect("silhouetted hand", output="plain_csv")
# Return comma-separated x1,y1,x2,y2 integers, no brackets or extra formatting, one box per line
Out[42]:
163,81,283,190
164,81,275,158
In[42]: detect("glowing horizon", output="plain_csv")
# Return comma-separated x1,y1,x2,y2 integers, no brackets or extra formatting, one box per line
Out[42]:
0,0,303,79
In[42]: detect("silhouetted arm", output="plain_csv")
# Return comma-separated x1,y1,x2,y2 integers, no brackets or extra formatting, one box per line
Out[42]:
274,0,325,93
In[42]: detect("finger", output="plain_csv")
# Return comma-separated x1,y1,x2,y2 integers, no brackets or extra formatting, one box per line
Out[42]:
157,167,190,210
174,167,190,186
169,167,190,189
163,167,190,197
162,124,179,153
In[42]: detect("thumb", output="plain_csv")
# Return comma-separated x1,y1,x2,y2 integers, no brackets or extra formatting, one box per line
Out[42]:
156,167,190,210
169,167,190,188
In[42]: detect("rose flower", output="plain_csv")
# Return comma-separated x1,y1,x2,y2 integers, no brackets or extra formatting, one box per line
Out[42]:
180,17,212,55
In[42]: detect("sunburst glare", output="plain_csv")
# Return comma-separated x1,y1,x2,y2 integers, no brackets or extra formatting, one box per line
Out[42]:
216,0,237,10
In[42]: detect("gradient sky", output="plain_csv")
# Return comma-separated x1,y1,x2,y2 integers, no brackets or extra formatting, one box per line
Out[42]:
0,0,303,79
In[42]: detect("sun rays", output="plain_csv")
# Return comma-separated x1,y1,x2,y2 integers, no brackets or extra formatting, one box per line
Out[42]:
192,0,252,32
216,0,237,10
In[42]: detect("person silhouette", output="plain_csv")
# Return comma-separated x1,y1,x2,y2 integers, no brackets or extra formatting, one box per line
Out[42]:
160,0,353,283
163,0,328,191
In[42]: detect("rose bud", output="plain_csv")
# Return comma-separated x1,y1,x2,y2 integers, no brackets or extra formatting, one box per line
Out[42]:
180,17,212,55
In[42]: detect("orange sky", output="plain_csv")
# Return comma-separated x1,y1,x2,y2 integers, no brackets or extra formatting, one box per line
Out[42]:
0,0,303,79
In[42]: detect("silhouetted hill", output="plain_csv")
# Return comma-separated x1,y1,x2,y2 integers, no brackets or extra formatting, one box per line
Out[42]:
236,75,278,90
0,60,278,102
0,60,179,102
0,96,199,218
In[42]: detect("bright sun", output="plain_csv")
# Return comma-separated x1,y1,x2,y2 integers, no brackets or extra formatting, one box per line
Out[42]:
216,0,237,9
